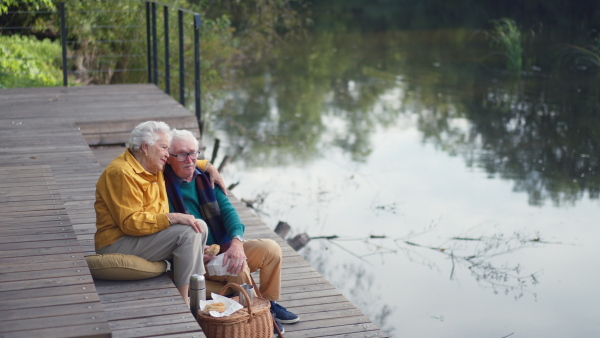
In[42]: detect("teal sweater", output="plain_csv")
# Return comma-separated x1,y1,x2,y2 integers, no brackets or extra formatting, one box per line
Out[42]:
173,181,245,245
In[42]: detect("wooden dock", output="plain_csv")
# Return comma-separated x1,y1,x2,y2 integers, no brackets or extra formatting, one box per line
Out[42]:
0,84,388,337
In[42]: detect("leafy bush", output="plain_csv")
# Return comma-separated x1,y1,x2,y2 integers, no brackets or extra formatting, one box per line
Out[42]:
0,35,62,88
485,18,523,72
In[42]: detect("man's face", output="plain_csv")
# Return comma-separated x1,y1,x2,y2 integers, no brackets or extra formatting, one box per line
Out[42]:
167,138,197,181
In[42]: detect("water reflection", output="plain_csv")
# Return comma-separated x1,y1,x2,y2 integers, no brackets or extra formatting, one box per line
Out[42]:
400,228,548,300
297,225,557,337
205,3,600,336
209,25,600,207
294,223,551,301
303,241,397,336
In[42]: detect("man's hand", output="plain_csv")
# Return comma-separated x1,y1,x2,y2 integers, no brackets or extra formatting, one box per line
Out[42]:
167,213,206,233
222,239,246,275
203,253,216,264
205,164,228,195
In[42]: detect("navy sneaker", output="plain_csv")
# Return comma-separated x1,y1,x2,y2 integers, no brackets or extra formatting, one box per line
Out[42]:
270,301,299,324
272,315,285,334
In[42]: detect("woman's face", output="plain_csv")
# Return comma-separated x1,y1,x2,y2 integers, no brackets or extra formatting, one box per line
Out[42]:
142,133,170,174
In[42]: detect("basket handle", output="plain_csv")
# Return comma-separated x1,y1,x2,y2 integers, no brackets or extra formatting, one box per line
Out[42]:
218,283,254,319
249,276,284,338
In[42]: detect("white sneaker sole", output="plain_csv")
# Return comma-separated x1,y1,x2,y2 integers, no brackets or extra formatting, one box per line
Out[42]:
278,317,299,324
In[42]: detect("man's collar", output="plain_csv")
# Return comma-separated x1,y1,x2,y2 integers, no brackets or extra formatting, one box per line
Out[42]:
171,166,201,185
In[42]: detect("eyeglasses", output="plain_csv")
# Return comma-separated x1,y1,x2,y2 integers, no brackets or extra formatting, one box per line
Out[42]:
169,151,200,161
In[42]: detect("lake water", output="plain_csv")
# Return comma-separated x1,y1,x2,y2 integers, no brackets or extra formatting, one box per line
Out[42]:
202,4,600,337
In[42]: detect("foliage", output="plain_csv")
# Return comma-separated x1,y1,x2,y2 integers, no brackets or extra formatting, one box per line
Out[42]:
307,0,600,33
208,6,600,207
0,34,62,88
556,35,600,75
484,18,523,72
0,0,53,14
52,1,148,85
200,15,239,86
0,0,55,40
200,0,309,63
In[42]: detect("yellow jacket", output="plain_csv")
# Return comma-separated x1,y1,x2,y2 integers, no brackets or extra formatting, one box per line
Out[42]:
94,150,208,250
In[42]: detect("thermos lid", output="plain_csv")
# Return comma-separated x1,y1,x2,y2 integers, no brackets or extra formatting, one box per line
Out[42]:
190,274,206,289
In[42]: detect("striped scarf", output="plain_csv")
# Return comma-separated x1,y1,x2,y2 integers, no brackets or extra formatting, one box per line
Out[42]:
164,164,231,252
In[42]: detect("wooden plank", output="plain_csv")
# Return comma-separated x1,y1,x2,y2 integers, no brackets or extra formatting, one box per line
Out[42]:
0,284,98,303
77,115,198,134
0,323,112,338
2,258,89,274
0,254,89,268
0,311,111,333
0,301,105,322
0,245,88,259
98,286,182,305
100,295,186,312
103,303,191,321
0,274,95,293
0,265,90,283
105,312,196,331
0,225,75,237
94,276,176,295
0,214,70,224
109,321,204,338
0,238,81,252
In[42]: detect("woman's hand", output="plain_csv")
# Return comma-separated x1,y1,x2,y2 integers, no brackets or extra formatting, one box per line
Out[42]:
167,213,206,233
223,240,246,275
205,164,228,195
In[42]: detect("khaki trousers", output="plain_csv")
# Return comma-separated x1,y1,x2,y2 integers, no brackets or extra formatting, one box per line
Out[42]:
97,223,208,287
206,239,282,301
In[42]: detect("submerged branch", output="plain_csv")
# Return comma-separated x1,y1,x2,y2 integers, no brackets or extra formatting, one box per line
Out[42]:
304,230,558,299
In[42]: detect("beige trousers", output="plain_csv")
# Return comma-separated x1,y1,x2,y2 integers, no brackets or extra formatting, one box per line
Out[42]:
206,239,282,301
97,223,208,287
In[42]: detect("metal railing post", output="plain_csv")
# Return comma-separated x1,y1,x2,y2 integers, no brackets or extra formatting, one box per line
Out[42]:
146,2,152,83
194,14,202,128
178,10,185,106
151,2,158,85
163,5,170,94
59,2,68,87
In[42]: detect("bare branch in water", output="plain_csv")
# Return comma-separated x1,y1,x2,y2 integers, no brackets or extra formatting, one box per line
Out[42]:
304,227,559,300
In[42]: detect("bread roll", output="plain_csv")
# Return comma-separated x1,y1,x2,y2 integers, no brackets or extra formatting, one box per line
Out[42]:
204,302,226,313
204,244,220,256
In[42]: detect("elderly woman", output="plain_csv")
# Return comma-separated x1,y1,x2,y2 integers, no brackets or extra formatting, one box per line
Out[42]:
94,121,224,304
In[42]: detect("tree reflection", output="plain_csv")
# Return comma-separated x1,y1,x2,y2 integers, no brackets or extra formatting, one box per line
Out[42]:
303,224,554,301
400,228,547,300
302,241,397,336
461,75,600,206
207,4,600,206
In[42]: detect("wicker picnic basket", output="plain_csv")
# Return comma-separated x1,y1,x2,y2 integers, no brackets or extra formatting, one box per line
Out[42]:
197,283,273,338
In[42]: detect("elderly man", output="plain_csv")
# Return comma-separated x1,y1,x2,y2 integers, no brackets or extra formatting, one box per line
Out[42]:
164,129,299,332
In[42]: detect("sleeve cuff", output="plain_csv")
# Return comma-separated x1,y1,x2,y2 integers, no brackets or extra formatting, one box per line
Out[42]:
157,213,171,229
196,159,209,171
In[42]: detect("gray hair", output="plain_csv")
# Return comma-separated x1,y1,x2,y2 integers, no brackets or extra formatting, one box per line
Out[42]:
170,128,199,152
128,121,172,151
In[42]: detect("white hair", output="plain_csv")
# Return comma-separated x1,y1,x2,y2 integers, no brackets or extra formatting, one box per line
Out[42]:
128,121,172,151
169,128,199,152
